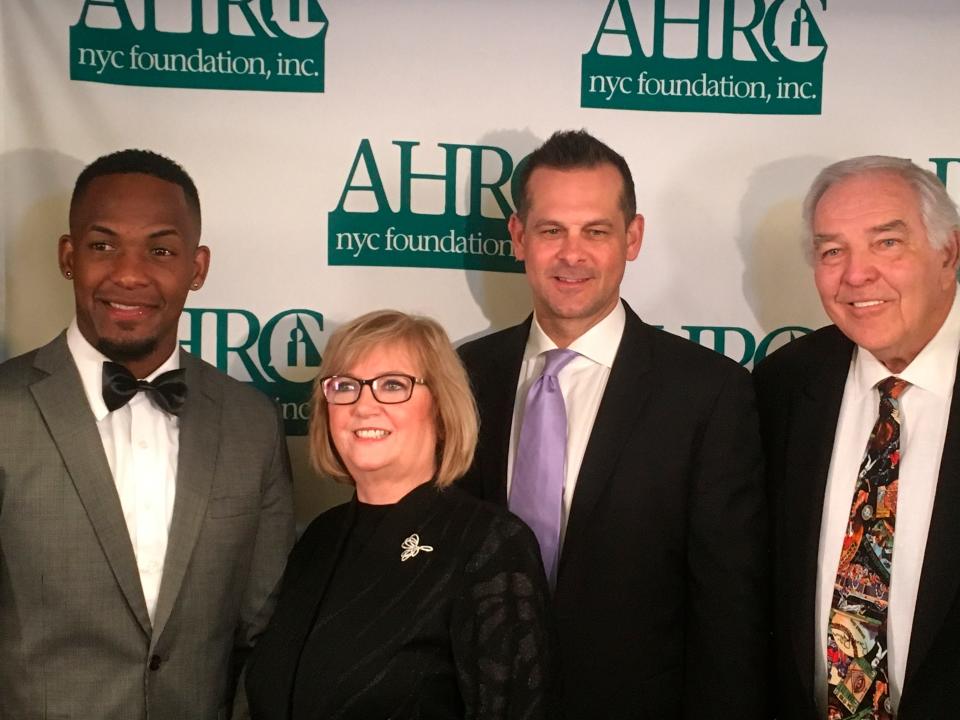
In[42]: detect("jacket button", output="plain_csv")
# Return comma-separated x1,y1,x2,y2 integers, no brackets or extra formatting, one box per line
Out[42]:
149,654,162,671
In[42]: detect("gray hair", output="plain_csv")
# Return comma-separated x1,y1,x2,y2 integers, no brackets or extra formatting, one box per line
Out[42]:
802,155,960,261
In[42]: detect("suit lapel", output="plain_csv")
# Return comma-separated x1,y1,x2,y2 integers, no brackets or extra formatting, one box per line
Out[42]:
478,320,529,505
30,335,152,635
904,352,960,689
560,305,653,579
252,501,355,718
780,329,851,703
150,352,220,644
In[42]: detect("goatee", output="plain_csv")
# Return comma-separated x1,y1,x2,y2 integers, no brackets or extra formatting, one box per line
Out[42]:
97,337,158,364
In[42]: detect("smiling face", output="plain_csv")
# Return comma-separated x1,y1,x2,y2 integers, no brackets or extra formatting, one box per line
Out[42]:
59,172,209,378
328,343,437,501
510,164,643,347
812,171,959,372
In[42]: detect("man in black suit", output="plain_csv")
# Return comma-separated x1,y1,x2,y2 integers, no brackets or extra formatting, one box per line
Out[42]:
458,130,767,719
754,156,960,720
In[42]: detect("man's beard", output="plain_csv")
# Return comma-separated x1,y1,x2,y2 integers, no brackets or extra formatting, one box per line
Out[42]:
97,336,158,364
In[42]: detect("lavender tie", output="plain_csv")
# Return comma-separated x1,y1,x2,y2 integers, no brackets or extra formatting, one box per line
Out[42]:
510,348,578,587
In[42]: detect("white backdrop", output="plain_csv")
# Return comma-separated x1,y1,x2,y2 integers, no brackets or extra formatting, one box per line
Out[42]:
3,0,959,519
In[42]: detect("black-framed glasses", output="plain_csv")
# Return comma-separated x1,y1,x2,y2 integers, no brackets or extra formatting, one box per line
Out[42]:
321,373,426,405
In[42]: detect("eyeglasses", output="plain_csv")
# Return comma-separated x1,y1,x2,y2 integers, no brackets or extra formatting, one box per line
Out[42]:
321,373,426,405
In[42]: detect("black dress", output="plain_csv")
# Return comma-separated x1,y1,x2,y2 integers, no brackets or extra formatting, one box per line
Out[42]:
245,482,554,720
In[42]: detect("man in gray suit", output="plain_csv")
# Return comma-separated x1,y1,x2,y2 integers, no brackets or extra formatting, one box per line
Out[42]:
0,149,295,719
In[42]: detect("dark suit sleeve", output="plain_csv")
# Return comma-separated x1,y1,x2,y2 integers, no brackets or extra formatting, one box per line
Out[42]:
231,406,296,719
450,514,556,720
752,355,788,472
684,367,769,719
456,339,491,500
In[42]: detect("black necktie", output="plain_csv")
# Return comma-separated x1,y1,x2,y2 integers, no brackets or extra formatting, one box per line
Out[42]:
102,361,187,416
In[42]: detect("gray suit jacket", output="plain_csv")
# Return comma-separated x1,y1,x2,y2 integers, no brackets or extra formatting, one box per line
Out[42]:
0,333,295,720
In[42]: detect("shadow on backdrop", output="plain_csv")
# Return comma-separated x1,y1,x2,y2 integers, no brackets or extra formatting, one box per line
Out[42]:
1,148,84,361
459,128,542,345
736,156,831,336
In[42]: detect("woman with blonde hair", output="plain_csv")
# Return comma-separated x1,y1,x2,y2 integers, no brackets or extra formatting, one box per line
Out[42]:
246,310,554,719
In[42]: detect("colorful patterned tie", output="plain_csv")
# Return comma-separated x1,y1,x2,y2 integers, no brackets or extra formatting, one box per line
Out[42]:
826,376,909,720
510,348,578,588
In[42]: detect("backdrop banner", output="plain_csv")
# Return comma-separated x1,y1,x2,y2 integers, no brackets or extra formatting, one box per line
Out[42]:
3,0,959,518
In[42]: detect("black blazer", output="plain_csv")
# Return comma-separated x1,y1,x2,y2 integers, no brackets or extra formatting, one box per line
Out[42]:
458,301,768,720
754,325,960,720
245,483,555,720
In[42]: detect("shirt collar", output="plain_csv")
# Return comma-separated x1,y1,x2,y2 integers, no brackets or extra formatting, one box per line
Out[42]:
524,301,626,369
65,318,181,421
851,287,960,401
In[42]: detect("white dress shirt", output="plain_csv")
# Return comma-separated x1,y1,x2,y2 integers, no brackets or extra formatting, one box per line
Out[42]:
507,302,625,548
66,319,180,624
815,290,960,714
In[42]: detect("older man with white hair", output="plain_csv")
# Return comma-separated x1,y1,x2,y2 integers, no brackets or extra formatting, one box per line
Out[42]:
755,156,960,720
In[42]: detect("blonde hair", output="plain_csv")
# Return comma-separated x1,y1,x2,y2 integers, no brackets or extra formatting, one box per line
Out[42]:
309,310,478,488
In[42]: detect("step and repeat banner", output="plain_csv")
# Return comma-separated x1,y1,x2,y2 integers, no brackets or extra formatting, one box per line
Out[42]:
3,0,959,519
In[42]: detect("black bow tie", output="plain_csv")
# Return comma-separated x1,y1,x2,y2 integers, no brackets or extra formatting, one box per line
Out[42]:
102,361,187,416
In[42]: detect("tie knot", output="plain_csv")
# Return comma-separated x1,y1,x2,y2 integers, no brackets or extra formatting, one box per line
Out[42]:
541,348,578,378
877,376,909,401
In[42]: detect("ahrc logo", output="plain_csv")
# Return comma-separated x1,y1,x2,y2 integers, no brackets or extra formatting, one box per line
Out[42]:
180,307,324,435
328,139,524,273
582,0,828,115
71,0,328,92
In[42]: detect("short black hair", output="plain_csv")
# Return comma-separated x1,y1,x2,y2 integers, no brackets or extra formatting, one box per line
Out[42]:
513,129,636,222
70,148,201,231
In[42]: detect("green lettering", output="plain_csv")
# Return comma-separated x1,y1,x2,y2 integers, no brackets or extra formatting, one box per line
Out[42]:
930,158,960,186
764,0,827,63
336,140,393,213
588,0,646,58
396,141,457,215
683,325,756,366
288,0,326,24
465,145,514,219
260,309,324,383
218,0,270,37
654,0,710,59
721,0,767,61
754,326,811,364
180,308,265,381
75,0,135,30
